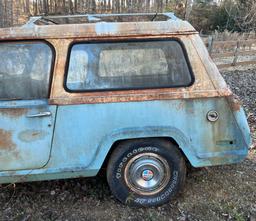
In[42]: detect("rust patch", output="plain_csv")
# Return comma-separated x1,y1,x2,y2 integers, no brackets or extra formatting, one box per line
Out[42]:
227,95,242,111
0,129,16,150
0,18,197,40
48,35,233,105
0,108,28,118
49,90,231,105
18,130,47,142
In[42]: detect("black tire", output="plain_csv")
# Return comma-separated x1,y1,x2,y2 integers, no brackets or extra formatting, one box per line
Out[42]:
107,138,186,207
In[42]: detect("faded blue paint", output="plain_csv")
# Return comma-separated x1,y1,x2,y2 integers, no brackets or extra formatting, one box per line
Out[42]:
95,22,119,35
163,12,177,21
49,97,250,169
0,97,251,184
0,99,50,108
231,107,251,147
0,99,56,171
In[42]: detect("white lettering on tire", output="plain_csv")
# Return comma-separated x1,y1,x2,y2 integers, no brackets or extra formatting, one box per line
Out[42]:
133,170,179,204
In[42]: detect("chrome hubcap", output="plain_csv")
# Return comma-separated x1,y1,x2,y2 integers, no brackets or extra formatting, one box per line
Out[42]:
124,152,170,196
141,169,154,181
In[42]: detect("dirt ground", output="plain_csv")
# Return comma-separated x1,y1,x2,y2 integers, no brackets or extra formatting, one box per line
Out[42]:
0,69,255,221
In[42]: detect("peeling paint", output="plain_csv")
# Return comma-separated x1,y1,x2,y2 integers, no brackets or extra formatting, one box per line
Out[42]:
0,13,197,40
227,95,242,111
0,108,28,118
0,104,56,171
18,130,48,142
0,129,16,151
0,13,251,185
95,23,119,35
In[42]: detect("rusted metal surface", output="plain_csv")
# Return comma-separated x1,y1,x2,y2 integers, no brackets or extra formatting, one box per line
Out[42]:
0,13,197,40
0,104,57,171
0,12,230,106
34,13,178,25
49,89,231,105
227,95,243,111
0,108,28,118
0,129,16,151
0,13,251,185
48,35,232,105
0,13,230,105
18,130,48,143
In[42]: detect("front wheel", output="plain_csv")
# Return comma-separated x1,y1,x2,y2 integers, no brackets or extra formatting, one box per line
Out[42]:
107,138,186,207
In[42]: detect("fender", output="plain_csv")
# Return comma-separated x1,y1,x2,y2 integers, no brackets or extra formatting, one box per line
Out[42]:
87,126,199,170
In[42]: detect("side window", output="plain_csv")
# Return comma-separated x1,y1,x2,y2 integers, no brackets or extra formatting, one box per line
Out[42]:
66,40,193,91
0,42,54,100
66,47,88,88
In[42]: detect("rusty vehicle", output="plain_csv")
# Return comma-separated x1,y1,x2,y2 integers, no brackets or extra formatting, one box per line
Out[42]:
0,13,251,207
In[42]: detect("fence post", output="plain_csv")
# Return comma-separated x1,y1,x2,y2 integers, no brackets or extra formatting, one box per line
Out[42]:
208,35,214,56
232,41,241,66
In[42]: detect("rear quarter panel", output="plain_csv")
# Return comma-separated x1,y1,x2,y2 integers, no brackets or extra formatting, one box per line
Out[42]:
48,97,250,173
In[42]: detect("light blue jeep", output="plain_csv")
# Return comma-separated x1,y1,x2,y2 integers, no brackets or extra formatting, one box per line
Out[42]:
0,13,251,206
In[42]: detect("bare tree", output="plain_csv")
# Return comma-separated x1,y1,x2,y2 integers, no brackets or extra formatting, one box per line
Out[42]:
0,0,187,28
224,0,256,31
235,0,256,31
185,0,193,20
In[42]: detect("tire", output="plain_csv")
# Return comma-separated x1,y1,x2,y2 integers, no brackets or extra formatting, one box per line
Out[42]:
107,138,186,207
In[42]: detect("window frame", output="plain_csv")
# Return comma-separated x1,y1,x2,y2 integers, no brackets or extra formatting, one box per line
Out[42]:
0,40,56,100
64,38,195,93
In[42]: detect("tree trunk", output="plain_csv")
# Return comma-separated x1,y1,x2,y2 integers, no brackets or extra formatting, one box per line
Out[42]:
185,0,193,20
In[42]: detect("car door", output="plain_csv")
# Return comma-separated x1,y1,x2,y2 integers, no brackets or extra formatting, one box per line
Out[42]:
0,41,56,171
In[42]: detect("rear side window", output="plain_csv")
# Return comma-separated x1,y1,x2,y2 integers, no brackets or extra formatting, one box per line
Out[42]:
0,42,54,100
66,40,193,91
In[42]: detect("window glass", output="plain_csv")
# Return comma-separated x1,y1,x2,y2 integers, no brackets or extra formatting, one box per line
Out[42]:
98,48,168,77
66,40,193,91
0,42,53,100
67,47,88,88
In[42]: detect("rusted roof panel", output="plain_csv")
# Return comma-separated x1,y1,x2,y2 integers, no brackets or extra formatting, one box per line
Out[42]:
0,13,197,40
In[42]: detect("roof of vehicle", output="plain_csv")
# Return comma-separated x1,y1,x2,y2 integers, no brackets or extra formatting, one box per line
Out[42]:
0,13,197,40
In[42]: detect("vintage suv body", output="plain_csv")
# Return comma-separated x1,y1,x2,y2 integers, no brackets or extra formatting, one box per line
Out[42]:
0,13,251,207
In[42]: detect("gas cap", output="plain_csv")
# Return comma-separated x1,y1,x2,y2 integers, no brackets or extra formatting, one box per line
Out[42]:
207,110,219,122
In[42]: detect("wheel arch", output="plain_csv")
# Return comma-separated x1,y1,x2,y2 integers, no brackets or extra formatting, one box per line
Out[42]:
88,126,196,172
101,137,192,171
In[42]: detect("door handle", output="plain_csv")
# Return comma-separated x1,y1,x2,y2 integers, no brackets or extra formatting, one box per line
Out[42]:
26,111,52,118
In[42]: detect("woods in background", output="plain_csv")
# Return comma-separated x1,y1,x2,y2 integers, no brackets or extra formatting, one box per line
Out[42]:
0,0,186,28
0,0,255,33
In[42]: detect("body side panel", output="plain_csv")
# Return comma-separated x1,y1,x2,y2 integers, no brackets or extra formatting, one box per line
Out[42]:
49,98,249,168
0,29,250,184
0,98,250,184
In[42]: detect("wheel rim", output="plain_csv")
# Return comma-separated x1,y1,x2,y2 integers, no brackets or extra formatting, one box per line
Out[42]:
124,152,171,196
